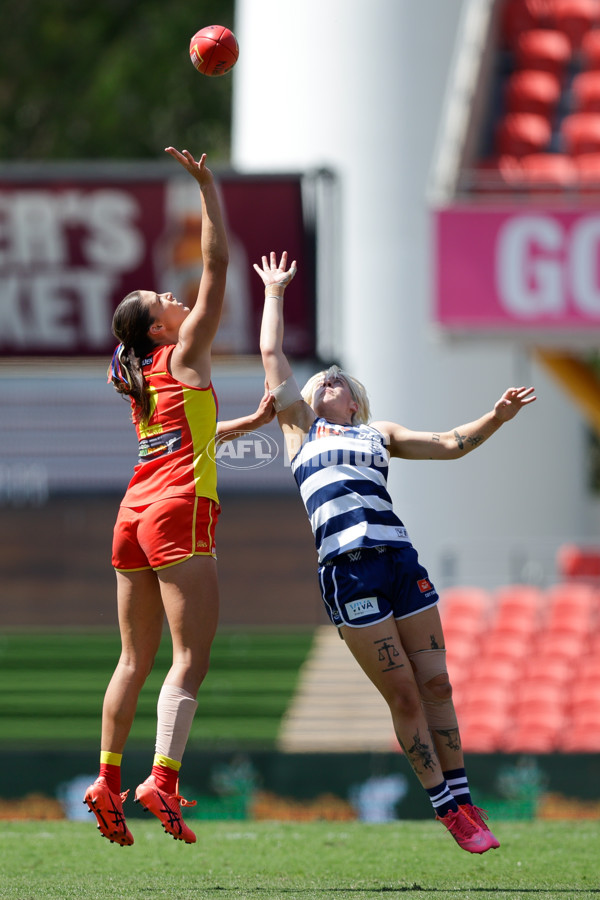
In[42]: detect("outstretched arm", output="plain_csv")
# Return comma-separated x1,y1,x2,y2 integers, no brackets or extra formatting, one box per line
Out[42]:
216,385,276,442
374,386,537,460
255,251,297,390
166,148,228,378
255,252,316,447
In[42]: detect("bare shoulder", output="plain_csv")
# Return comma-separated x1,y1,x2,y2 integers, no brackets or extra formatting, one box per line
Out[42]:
369,419,408,439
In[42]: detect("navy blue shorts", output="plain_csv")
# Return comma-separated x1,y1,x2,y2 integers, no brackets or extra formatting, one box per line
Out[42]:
317,545,439,629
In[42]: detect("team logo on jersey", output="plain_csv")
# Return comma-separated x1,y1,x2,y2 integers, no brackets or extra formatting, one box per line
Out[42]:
316,423,346,439
417,578,433,593
345,596,380,621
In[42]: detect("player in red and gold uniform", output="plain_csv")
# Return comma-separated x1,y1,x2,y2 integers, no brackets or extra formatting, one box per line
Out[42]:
84,148,273,846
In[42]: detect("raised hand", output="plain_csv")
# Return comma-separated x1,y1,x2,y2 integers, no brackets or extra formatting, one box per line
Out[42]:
253,251,297,288
164,147,213,186
494,386,536,422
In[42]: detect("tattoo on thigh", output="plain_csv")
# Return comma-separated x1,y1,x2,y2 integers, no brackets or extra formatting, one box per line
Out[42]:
401,728,436,775
435,727,461,751
375,637,403,672
430,634,440,650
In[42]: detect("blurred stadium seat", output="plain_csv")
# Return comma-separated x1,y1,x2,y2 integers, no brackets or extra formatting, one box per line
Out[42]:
514,29,573,77
516,152,579,187
496,112,553,156
501,0,556,46
581,26,600,65
552,0,600,50
556,543,600,579
571,70,600,111
561,111,600,153
505,69,562,116
522,656,572,686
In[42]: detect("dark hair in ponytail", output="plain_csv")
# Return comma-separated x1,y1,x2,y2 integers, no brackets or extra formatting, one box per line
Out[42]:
107,291,156,424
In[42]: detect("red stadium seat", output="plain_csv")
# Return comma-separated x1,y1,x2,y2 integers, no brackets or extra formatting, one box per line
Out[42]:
569,681,600,714
556,543,600,579
493,583,545,615
521,656,572,686
467,657,522,688
502,0,555,46
502,724,561,753
485,630,530,663
463,683,513,716
439,586,491,616
574,151,600,186
545,582,599,614
460,723,504,753
552,0,600,50
514,682,566,715
516,152,578,188
561,111,600,153
571,70,600,112
577,655,600,683
581,26,600,66
560,727,600,752
495,112,553,156
514,29,573,78
536,630,589,661
505,69,562,117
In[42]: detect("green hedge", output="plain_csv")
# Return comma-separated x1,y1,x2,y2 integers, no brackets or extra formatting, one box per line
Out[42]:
0,629,314,748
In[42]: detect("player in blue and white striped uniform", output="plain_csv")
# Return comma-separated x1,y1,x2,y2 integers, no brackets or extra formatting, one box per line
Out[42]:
256,251,536,854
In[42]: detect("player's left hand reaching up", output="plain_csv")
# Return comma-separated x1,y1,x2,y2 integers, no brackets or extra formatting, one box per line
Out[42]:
493,386,536,422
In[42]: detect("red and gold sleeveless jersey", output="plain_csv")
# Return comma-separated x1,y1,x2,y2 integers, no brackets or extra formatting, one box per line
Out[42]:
120,345,219,507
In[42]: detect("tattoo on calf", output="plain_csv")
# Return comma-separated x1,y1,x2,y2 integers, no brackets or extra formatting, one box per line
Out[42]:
403,728,436,774
435,727,461,751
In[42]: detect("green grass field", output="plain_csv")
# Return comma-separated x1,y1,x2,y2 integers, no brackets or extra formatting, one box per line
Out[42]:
0,819,597,900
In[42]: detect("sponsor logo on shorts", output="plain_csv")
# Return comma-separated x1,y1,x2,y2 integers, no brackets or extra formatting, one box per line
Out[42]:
345,596,380,621
417,578,432,593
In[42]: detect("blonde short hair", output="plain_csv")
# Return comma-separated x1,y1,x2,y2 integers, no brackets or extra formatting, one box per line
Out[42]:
301,365,371,425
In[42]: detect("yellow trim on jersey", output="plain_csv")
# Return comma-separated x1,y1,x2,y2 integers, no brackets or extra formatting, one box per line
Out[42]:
181,385,218,500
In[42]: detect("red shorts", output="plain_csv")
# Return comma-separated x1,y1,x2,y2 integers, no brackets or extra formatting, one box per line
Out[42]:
112,496,220,572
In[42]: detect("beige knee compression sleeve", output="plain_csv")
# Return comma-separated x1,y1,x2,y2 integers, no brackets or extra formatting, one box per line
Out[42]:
408,649,458,730
155,684,198,765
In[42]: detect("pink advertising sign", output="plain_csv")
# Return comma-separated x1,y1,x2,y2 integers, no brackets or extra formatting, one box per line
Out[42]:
435,206,600,332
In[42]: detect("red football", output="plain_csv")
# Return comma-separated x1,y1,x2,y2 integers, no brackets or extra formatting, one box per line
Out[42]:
189,25,239,77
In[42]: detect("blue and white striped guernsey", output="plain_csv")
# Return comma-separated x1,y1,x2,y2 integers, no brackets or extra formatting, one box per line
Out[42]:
290,417,412,563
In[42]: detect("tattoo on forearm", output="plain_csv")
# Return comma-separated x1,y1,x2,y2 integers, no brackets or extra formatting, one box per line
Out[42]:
454,430,484,450
432,433,440,443
434,727,461,752
375,637,403,672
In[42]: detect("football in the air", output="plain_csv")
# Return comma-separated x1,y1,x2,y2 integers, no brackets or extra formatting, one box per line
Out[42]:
189,25,239,77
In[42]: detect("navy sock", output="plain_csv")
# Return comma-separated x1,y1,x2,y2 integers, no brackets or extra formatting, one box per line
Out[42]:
444,767,472,806
426,780,459,818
